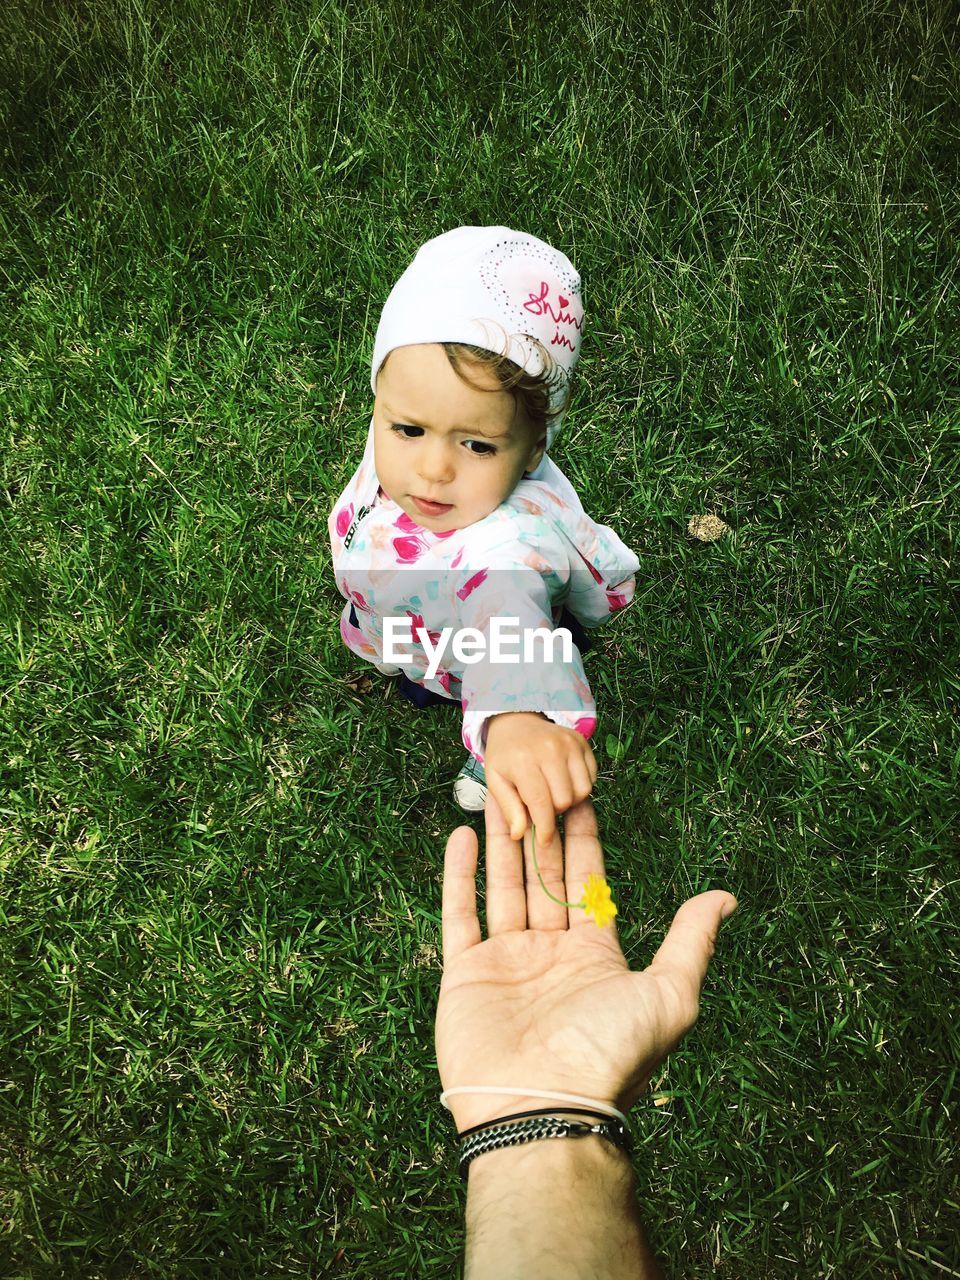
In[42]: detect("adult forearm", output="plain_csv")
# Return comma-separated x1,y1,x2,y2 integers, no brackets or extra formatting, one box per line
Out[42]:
464,1135,664,1279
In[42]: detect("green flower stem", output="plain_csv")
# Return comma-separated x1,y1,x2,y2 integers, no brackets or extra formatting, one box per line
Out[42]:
530,824,584,910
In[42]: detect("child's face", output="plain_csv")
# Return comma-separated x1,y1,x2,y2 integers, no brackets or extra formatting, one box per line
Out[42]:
373,343,546,531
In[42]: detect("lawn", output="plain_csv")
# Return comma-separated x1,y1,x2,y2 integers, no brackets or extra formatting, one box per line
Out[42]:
1,0,958,1275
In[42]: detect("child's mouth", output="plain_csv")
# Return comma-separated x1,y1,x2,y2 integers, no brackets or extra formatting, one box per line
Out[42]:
411,496,454,517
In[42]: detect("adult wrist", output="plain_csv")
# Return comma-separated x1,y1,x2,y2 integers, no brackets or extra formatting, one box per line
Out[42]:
465,1125,635,1185
459,1112,633,1179
448,1092,624,1133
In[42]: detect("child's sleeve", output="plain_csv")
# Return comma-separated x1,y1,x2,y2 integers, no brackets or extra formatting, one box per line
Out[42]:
455,559,597,765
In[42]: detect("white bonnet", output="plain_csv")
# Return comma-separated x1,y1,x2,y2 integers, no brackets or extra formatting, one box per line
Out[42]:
370,225,584,445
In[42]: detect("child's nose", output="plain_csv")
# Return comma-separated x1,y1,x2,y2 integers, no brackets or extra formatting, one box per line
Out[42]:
418,440,455,485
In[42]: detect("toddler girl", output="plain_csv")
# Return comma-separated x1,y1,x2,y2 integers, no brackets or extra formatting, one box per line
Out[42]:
328,226,638,845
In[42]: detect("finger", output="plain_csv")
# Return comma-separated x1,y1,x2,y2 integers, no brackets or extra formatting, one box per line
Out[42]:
521,774,557,851
540,759,576,815
560,799,618,934
565,750,594,805
442,826,482,963
584,740,599,785
482,788,527,935
646,890,739,1030
523,820,568,932
487,768,529,842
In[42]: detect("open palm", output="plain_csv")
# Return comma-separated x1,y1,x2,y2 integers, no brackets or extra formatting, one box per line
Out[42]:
436,797,736,1133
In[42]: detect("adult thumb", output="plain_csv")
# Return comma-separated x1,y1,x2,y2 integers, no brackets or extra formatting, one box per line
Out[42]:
646,890,738,1015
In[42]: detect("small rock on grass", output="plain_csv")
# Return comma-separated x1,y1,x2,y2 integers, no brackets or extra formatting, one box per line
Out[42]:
688,514,729,542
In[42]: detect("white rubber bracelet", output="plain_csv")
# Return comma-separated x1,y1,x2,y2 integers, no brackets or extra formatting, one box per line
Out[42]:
440,1087,629,1128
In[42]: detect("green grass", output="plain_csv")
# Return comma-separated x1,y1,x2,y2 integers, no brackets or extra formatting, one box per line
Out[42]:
1,0,958,1274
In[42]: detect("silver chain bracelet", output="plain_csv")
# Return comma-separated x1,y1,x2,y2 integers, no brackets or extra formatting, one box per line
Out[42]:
459,1114,633,1178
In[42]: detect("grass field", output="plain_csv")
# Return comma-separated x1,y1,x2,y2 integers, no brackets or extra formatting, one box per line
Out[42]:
1,0,958,1275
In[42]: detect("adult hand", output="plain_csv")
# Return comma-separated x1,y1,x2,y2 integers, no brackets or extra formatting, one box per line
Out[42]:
436,795,737,1133
483,711,597,850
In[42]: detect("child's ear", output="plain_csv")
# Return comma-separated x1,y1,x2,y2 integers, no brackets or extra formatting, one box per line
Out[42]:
524,434,547,477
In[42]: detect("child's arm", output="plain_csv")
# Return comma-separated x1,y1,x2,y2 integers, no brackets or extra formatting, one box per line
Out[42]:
455,543,601,845
484,711,598,849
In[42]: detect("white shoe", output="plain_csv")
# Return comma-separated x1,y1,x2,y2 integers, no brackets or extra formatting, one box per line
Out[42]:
453,755,487,811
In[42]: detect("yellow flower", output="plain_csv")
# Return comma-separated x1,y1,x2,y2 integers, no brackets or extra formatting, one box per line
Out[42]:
529,826,620,929
581,874,618,928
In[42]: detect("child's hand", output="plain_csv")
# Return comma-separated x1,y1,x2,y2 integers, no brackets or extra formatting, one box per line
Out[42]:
483,712,598,849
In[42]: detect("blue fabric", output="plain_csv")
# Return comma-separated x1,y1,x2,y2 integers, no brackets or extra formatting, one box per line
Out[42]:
397,671,456,708
559,607,593,659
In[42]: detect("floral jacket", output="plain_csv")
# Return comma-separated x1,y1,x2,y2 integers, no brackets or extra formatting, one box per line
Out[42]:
328,425,639,762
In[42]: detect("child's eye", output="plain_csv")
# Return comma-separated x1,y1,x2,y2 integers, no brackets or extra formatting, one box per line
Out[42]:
391,424,423,439
464,440,496,456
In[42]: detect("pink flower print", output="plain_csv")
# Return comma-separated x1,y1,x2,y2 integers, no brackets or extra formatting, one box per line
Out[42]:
517,497,544,516
341,580,369,611
340,608,376,657
436,669,454,696
462,727,484,763
393,533,429,562
408,612,442,649
606,590,629,611
392,508,459,557
578,551,604,583
574,716,597,739
451,548,464,568
335,504,354,538
457,568,488,601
